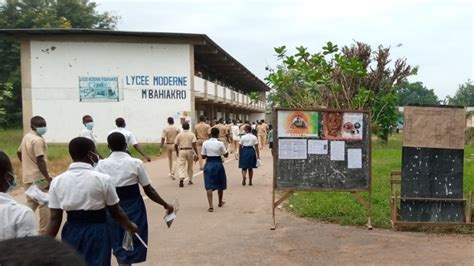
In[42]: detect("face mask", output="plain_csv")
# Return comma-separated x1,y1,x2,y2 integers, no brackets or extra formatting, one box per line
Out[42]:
5,172,17,192
85,122,94,130
36,127,47,136
88,152,100,167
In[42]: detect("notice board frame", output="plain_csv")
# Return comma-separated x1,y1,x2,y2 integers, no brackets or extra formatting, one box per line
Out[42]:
271,107,372,230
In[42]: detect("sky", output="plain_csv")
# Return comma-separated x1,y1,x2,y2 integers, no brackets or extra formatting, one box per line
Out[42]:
96,0,473,99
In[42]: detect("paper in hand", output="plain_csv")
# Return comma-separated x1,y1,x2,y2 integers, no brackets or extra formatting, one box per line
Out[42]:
164,212,177,228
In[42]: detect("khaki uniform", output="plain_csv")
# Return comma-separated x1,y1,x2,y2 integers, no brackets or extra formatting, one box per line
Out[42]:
261,122,269,145
174,130,197,181
18,131,50,234
257,124,267,149
161,125,180,176
194,122,211,168
212,123,229,146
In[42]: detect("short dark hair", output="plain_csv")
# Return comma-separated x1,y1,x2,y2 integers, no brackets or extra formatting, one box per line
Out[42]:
210,127,219,137
0,236,86,266
0,150,13,184
115,117,125,127
30,116,46,129
218,118,224,124
69,137,95,161
182,122,190,130
167,117,174,124
244,125,251,133
199,115,206,122
107,132,127,152
82,115,92,124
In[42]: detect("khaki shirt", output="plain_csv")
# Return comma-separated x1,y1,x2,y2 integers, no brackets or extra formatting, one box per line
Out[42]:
257,124,267,135
18,131,48,184
174,130,197,149
194,122,211,140
212,124,228,139
161,125,180,144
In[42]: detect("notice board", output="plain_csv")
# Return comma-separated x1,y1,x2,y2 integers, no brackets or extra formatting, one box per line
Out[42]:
400,106,465,222
274,108,371,191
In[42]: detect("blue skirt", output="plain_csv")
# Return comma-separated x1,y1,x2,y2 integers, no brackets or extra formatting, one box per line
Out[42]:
239,146,257,169
108,184,148,264
204,156,227,191
62,209,111,266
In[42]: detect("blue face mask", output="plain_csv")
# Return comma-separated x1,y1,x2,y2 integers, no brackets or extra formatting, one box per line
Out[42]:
5,172,17,192
85,122,94,130
36,127,47,136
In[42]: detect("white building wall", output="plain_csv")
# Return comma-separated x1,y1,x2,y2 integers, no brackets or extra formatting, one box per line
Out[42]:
29,41,192,143
249,112,265,123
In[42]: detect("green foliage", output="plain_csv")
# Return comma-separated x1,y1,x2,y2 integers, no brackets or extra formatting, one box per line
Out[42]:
266,41,414,142
289,134,474,230
396,81,440,106
0,0,119,126
448,80,474,107
0,82,15,127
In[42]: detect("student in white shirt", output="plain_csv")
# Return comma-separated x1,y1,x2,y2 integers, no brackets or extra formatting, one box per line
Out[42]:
238,125,260,186
0,151,36,241
230,119,241,159
79,115,103,158
201,128,229,212
109,117,151,162
96,132,174,265
47,137,137,266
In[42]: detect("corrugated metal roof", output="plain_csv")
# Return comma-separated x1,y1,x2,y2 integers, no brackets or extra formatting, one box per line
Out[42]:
0,28,270,92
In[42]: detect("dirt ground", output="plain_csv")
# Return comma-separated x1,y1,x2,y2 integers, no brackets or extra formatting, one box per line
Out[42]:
13,148,474,265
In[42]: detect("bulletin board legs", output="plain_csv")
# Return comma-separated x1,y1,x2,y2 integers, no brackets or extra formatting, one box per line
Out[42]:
271,189,294,230
350,191,373,229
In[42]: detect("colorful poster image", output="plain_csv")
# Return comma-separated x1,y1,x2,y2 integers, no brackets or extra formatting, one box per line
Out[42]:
79,76,119,102
278,111,319,137
322,112,363,141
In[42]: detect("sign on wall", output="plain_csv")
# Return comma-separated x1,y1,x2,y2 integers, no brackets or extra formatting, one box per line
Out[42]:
79,76,119,102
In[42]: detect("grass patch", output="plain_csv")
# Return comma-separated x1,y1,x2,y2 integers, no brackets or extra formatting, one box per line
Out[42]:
0,128,162,184
288,134,474,230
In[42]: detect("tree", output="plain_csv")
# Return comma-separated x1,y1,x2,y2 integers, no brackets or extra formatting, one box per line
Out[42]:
447,80,474,107
266,41,415,143
396,81,439,106
0,0,119,127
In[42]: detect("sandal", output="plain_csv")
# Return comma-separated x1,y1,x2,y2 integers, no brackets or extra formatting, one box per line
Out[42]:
208,207,214,212
218,201,226,207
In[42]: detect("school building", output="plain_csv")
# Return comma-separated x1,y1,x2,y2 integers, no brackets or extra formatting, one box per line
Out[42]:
0,29,269,143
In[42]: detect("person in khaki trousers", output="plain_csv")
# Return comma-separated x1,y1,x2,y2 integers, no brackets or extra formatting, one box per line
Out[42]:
256,121,267,150
175,122,198,188
17,116,52,234
194,116,211,170
160,117,180,179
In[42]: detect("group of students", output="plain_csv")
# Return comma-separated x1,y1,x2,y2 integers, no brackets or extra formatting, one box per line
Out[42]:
160,115,264,211
1,115,174,266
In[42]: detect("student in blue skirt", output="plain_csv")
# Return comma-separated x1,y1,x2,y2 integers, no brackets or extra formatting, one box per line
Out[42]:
96,132,174,266
201,128,229,212
47,137,137,266
238,125,260,186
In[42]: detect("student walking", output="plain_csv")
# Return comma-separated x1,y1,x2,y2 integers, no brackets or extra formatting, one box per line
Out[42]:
96,133,174,265
47,137,137,266
194,116,211,170
160,117,180,179
0,151,36,241
201,128,229,212
17,116,52,234
238,125,260,186
109,117,151,162
174,122,198,187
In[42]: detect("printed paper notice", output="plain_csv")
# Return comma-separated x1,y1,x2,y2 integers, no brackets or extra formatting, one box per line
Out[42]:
308,140,328,155
330,141,345,161
279,139,307,159
347,149,362,169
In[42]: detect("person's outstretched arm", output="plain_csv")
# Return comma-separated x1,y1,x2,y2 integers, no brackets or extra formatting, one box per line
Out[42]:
143,185,174,214
133,144,151,162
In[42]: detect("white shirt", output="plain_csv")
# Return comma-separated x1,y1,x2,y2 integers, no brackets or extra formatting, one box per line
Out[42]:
80,128,98,144
239,133,258,147
231,125,240,140
109,127,138,146
202,138,228,157
49,162,119,211
0,192,36,240
96,152,151,187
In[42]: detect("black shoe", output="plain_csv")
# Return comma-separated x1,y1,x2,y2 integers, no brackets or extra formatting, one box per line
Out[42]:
179,180,184,187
